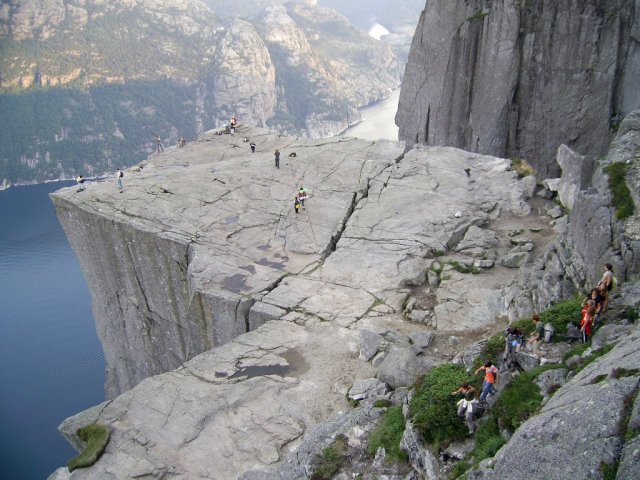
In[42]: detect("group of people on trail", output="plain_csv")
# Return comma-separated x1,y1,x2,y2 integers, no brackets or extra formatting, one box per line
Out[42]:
580,263,616,343
450,361,498,434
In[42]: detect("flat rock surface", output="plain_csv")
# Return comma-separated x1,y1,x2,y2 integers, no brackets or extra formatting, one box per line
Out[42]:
50,128,557,478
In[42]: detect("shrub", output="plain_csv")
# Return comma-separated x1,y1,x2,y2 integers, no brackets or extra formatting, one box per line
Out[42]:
469,417,504,462
311,434,348,480
410,364,470,445
367,405,408,462
67,424,110,472
604,162,635,220
448,261,480,275
448,461,472,479
511,157,536,177
623,306,639,323
491,367,544,431
472,334,504,372
539,296,582,337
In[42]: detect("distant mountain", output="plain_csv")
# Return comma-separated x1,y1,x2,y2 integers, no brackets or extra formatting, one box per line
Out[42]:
0,0,400,186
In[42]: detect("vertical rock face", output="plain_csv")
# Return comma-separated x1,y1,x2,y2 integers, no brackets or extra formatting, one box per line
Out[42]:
396,0,640,178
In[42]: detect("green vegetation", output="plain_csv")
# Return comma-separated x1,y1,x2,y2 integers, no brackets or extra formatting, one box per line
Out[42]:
622,306,639,322
467,365,560,465
611,368,640,379
373,399,392,408
511,157,536,178
448,261,480,275
448,461,472,479
367,405,408,463
67,424,110,472
604,162,635,220
539,296,582,337
466,11,489,22
410,364,471,445
0,81,208,184
600,461,620,480
570,344,614,373
311,434,348,480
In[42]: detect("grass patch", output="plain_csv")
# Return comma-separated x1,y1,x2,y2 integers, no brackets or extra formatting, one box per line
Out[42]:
67,424,110,472
373,399,392,408
511,157,536,177
604,162,635,220
563,342,590,361
539,296,582,337
591,374,608,384
472,334,504,372
571,344,615,373
410,364,471,446
469,416,504,463
311,434,348,480
611,368,640,379
448,261,480,275
367,405,408,463
623,306,639,322
600,461,620,480
448,461,472,479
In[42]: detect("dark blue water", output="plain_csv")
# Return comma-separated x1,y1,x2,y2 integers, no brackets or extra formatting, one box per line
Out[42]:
0,182,105,479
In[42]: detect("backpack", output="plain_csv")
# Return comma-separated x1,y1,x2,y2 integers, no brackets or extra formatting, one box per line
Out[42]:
543,323,554,343
611,276,618,290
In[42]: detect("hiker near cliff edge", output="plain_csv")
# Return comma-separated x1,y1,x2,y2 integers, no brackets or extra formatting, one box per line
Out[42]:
274,149,280,169
250,141,256,153
76,175,85,192
155,135,164,153
116,169,124,191
475,361,498,402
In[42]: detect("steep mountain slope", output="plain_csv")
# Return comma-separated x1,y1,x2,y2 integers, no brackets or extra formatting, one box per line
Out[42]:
0,0,400,186
396,0,640,178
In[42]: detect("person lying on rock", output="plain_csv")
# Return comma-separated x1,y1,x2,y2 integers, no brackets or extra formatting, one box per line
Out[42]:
451,381,479,399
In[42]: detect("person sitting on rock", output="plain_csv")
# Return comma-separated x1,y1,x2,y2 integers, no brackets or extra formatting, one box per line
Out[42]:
451,381,479,399
457,392,479,434
527,314,546,359
475,361,498,402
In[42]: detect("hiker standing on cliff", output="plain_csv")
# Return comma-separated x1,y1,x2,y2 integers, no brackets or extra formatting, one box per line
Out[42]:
76,175,85,192
250,141,256,153
274,149,280,169
294,195,301,214
116,169,124,191
475,361,498,402
155,135,164,153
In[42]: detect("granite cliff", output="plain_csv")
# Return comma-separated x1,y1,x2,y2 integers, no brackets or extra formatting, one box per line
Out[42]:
396,0,640,178
48,118,640,478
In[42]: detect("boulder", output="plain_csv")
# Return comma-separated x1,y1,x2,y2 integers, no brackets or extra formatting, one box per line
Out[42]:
500,252,530,268
377,349,434,389
348,378,389,401
409,331,436,349
515,351,539,372
455,226,500,257
534,368,568,396
359,330,386,362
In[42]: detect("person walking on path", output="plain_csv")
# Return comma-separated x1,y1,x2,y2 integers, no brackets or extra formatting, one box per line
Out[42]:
451,381,479,399
76,175,85,192
155,135,164,153
475,361,498,402
457,392,479,434
294,196,301,214
298,186,308,209
116,169,124,191
250,141,256,153
274,149,280,169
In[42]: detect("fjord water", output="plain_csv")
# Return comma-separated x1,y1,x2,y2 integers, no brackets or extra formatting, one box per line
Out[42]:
0,182,105,479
